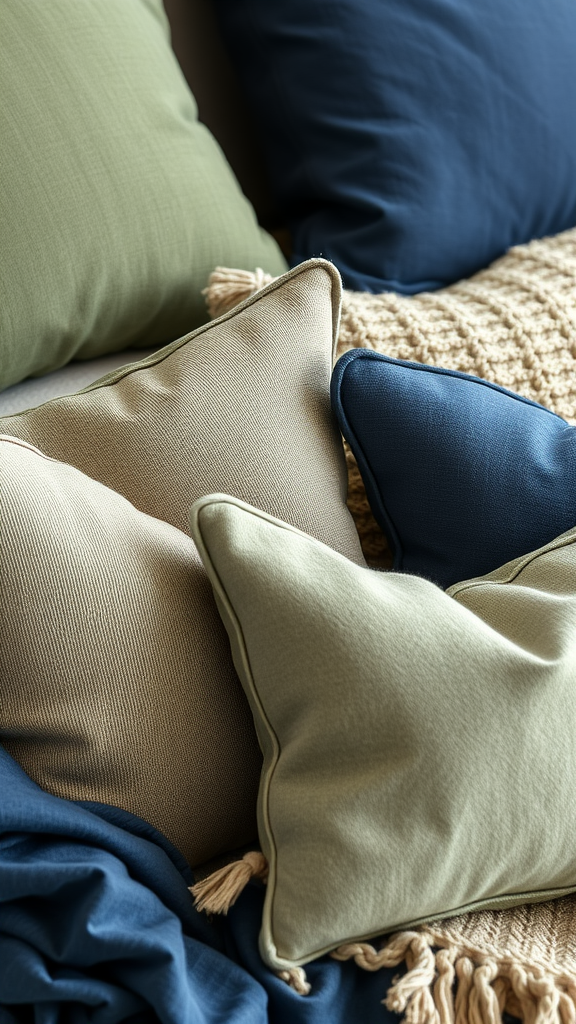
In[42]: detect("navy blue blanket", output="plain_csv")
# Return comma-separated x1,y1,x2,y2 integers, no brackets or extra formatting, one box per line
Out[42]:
0,747,399,1023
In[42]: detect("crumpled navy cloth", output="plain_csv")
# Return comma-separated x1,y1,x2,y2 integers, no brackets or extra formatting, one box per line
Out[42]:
0,747,400,1024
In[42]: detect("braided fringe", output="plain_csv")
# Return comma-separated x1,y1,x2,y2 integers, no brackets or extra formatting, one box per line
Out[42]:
277,967,312,996
327,931,576,1024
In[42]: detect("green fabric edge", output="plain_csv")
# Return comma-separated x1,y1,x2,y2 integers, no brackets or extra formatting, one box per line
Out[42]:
447,524,576,597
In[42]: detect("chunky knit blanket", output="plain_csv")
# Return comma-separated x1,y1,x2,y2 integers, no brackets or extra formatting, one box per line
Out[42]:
204,227,576,1024
206,228,576,566
330,899,576,1024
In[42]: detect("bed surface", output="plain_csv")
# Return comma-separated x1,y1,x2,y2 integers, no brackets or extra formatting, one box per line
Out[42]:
0,350,156,417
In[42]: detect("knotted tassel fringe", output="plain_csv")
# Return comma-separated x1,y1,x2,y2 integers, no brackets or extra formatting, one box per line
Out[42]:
191,869,576,1020
189,851,268,914
203,266,275,319
327,929,576,1024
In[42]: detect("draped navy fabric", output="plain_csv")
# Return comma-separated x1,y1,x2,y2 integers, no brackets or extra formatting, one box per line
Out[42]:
213,0,576,294
331,350,576,590
0,747,399,1023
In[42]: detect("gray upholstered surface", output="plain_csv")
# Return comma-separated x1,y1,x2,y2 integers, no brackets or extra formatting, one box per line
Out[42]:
0,351,157,417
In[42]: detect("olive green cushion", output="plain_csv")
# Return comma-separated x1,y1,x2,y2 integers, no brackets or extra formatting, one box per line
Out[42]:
190,493,576,971
0,0,286,390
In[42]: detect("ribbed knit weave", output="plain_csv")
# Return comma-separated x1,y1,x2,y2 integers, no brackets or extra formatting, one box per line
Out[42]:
205,228,576,564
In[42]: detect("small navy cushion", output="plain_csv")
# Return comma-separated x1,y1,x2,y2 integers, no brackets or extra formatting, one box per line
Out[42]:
212,0,576,294
331,349,576,589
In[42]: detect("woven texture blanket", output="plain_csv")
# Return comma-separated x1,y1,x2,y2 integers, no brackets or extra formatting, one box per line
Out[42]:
204,228,576,1024
206,228,576,566
329,899,576,1024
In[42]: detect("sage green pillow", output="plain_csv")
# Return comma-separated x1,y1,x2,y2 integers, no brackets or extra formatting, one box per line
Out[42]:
190,493,576,972
0,0,286,390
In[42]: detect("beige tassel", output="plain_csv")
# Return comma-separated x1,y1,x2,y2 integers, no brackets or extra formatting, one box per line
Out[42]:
385,934,439,1024
558,991,576,1024
203,266,276,319
189,851,268,914
468,961,500,1024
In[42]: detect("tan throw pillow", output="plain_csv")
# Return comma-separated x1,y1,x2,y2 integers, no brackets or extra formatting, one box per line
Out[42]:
0,437,262,867
190,493,576,972
0,259,362,562
0,261,363,867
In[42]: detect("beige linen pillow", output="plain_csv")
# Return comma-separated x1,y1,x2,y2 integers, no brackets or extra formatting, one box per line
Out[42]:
190,493,576,971
0,437,262,867
0,261,363,867
0,260,362,565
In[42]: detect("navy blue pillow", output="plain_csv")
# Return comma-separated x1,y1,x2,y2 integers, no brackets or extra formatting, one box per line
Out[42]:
331,349,576,589
212,0,576,294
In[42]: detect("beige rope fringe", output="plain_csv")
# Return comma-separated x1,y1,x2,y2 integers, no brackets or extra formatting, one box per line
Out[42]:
277,967,313,996
328,903,576,1024
203,267,274,320
190,857,576,1019
204,230,576,565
